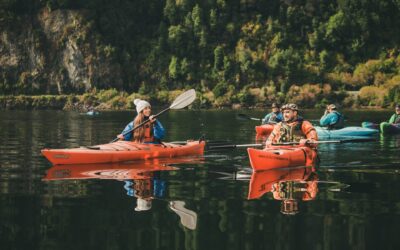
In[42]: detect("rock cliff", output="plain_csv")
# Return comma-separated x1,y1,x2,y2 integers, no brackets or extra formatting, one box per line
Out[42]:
0,8,123,95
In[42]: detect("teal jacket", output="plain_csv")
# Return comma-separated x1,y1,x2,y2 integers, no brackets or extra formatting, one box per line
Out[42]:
320,111,344,129
262,112,283,124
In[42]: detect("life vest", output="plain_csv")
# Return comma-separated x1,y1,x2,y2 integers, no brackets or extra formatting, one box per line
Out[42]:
133,179,152,198
143,123,154,143
272,180,318,201
277,120,306,143
272,171,318,201
267,118,317,144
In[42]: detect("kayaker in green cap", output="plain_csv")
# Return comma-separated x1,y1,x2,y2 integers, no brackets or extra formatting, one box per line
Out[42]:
388,104,400,124
262,102,283,124
117,99,165,143
319,104,344,129
266,103,318,146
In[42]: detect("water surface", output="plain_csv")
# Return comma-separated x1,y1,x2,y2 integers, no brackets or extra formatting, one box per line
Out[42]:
0,109,399,250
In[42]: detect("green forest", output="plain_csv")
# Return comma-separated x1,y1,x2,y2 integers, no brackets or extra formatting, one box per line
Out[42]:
1,0,400,108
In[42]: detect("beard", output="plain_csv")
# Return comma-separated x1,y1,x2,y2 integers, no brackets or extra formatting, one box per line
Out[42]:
284,116,296,123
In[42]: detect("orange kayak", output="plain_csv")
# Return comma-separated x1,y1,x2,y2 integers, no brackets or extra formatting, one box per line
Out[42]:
255,124,275,137
247,145,318,171
42,140,205,165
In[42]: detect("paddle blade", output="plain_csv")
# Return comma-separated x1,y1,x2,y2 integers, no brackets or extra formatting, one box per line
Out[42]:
169,89,196,109
237,114,251,121
237,113,263,122
169,201,197,230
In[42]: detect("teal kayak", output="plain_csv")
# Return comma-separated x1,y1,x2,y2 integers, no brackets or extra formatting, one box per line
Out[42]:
361,121,379,130
380,122,400,134
86,111,100,116
316,126,379,139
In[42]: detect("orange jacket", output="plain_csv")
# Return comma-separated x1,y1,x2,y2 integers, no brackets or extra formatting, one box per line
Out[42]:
266,119,318,144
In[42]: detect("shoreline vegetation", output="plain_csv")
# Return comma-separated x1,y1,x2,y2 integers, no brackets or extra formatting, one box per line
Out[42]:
0,87,397,111
1,2,399,109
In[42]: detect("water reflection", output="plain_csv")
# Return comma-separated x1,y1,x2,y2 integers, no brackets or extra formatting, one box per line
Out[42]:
43,160,178,181
248,167,318,215
379,134,400,148
43,157,202,230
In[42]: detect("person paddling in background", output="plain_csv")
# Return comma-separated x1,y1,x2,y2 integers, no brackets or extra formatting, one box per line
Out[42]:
262,102,283,124
117,99,165,143
266,103,318,146
388,104,400,125
319,104,344,129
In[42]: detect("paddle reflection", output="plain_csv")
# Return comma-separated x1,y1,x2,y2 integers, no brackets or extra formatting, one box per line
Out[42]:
248,166,318,215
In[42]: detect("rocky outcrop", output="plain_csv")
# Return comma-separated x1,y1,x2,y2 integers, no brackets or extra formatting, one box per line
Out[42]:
0,8,123,95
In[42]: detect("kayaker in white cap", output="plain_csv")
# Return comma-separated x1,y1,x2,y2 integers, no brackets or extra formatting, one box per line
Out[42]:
135,198,152,212
319,104,345,129
117,99,165,143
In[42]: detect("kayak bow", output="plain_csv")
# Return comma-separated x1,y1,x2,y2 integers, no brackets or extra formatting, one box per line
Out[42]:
247,145,318,172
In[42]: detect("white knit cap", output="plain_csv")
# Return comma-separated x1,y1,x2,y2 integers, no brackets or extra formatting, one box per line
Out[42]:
134,99,151,114
135,198,152,211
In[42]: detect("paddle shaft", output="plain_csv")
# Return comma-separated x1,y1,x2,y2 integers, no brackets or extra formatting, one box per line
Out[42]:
270,138,376,145
208,143,263,149
207,138,376,149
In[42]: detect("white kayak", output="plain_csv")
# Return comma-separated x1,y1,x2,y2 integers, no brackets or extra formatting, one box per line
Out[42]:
315,126,379,139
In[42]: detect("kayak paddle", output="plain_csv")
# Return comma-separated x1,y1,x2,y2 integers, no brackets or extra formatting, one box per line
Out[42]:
272,138,378,145
111,89,197,143
207,143,264,150
236,114,263,122
207,138,377,149
169,200,197,230
170,139,230,145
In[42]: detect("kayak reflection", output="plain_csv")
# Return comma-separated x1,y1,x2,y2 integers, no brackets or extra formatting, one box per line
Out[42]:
248,166,318,215
43,157,201,230
44,160,177,181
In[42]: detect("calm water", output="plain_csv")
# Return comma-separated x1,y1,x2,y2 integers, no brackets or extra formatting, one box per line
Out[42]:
1,109,400,250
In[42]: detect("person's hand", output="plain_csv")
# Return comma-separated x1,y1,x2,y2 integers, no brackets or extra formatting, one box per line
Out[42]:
149,115,156,123
265,140,272,147
324,109,329,115
298,139,307,145
117,134,124,140
299,139,317,147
